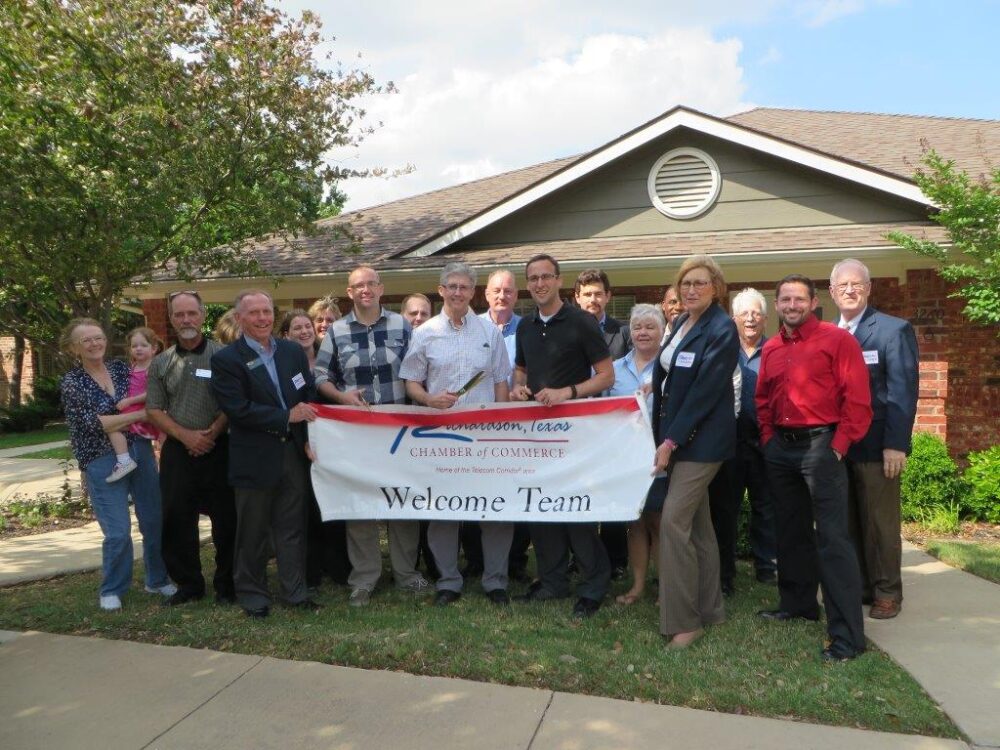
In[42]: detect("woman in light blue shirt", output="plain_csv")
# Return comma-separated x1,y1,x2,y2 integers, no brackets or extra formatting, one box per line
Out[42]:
607,304,667,605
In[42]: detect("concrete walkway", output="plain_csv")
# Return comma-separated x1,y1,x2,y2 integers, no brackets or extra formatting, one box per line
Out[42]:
0,440,78,504
1,449,998,748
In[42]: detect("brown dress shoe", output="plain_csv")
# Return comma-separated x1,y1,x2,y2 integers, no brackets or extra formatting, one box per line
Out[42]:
869,599,901,619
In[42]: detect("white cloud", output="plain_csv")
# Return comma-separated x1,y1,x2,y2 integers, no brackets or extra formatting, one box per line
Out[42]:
758,45,783,65
332,28,750,210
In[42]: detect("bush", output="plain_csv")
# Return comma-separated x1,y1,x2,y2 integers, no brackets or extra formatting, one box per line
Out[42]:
0,400,52,433
31,374,65,418
962,445,1000,524
901,432,966,523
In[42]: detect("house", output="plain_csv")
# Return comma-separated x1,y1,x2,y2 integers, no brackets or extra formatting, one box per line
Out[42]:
133,106,1000,455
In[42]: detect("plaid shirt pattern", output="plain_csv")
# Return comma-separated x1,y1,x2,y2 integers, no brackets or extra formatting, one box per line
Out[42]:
314,307,411,405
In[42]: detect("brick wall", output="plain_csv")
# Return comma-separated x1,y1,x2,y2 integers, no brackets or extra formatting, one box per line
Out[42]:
143,298,170,344
0,336,36,406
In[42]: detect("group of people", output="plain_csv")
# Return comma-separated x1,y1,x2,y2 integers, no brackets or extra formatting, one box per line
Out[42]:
60,251,918,660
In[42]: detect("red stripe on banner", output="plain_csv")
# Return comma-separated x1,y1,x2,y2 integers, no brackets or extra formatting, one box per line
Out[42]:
310,396,640,427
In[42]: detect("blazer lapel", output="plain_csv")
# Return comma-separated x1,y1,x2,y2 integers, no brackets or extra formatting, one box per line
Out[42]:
238,338,283,407
854,308,877,348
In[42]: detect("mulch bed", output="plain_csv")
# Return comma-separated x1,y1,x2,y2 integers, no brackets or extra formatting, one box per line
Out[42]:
903,521,1000,547
0,515,94,540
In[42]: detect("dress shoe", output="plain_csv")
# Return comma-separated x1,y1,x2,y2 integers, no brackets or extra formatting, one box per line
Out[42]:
821,644,864,662
757,609,819,622
755,570,777,585
869,598,901,619
514,586,567,603
571,597,601,619
214,591,237,605
289,598,322,612
434,589,461,607
486,589,510,606
721,580,735,598
165,590,204,607
244,605,270,619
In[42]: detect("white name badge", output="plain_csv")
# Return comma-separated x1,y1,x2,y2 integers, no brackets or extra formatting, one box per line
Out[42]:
675,352,696,368
863,350,879,365
195,368,212,378
292,372,306,390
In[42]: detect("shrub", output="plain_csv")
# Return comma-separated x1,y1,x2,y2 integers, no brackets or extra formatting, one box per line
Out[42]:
0,400,52,433
962,445,1000,524
901,432,966,523
31,374,65,419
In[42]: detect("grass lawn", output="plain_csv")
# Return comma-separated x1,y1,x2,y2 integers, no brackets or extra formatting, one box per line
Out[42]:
15,445,74,461
0,551,958,738
926,539,1000,584
0,424,68,450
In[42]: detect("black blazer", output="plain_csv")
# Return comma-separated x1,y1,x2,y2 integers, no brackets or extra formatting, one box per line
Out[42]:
847,307,920,462
211,337,315,489
651,303,738,463
603,315,633,361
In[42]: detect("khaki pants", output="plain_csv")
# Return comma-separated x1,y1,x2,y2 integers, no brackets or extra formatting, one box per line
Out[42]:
346,520,422,591
847,460,903,603
659,461,726,637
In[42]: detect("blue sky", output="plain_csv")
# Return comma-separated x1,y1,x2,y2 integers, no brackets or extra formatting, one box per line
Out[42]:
281,1,1000,209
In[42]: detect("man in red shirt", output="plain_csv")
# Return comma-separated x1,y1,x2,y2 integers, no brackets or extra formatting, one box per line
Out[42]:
755,274,872,661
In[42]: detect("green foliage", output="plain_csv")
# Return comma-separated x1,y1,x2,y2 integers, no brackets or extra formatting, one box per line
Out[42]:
962,445,1000,524
0,0,385,346
3,492,90,528
888,149,1000,329
900,432,966,522
0,400,56,433
30,374,64,418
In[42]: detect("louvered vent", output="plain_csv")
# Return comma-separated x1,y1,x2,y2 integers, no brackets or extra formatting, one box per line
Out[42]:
647,148,721,219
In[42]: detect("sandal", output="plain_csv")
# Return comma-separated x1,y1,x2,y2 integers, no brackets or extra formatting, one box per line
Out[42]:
615,591,642,605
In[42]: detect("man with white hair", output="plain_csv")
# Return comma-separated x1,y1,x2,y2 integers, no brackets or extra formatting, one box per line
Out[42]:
727,288,777,585
829,259,919,620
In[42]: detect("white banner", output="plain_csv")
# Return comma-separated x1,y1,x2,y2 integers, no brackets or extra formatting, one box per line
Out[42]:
309,396,655,522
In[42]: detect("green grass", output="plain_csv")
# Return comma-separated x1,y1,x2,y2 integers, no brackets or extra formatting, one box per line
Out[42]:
16,446,74,460
926,539,1000,584
0,552,958,738
0,424,68,450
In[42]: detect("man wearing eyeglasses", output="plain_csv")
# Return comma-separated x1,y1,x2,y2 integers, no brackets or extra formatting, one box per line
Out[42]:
314,265,430,606
400,262,513,606
830,259,919,621
511,253,615,619
147,290,237,607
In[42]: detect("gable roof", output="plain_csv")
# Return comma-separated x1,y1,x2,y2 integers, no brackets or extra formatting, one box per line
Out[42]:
156,106,997,283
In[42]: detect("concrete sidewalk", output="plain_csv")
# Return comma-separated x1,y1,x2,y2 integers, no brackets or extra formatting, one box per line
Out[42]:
0,440,78,504
0,630,971,750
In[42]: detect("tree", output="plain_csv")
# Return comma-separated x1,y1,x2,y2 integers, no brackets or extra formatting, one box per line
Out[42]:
0,0,384,348
888,148,1000,329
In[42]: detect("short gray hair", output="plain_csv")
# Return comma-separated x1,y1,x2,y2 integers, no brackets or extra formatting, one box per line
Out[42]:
487,268,516,287
440,262,477,287
830,258,870,285
731,288,767,317
629,303,665,330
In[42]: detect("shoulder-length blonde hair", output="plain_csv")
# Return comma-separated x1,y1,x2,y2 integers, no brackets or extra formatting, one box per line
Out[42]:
675,255,727,301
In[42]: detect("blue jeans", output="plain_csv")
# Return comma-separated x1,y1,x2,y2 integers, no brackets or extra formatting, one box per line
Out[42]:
84,439,170,597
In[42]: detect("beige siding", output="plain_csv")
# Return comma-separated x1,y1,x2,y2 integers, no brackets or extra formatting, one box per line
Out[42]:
460,131,927,247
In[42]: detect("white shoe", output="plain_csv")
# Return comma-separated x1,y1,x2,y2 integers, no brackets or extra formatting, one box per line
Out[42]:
144,582,178,596
99,594,122,611
106,458,137,483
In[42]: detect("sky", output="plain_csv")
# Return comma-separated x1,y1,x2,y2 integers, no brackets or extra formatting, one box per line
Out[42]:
279,0,1000,211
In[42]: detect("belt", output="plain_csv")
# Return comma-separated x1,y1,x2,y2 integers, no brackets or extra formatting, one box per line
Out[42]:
775,424,836,442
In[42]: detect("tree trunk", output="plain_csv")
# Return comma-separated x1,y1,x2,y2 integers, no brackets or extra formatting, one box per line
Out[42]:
9,334,25,408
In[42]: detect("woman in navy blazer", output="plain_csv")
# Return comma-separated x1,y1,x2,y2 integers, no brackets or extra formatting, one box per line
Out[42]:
651,255,739,648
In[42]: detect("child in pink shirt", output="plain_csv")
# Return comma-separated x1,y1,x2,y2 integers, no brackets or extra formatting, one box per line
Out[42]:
106,327,162,482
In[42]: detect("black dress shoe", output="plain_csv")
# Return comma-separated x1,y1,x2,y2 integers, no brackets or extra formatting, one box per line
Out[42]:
434,590,461,606
165,590,204,607
514,586,566,603
755,570,777,585
214,592,237,605
289,598,322,612
244,605,270,619
572,597,601,619
757,609,820,622
486,589,510,606
721,580,735,598
821,644,864,662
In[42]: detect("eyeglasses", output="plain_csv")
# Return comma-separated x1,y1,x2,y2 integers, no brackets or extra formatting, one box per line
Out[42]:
735,310,764,319
833,281,868,293
442,283,473,293
168,290,202,301
76,335,106,346
526,273,557,284
348,281,381,291
679,279,711,291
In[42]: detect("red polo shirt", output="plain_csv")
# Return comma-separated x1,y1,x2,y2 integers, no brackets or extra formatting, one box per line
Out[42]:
755,315,872,456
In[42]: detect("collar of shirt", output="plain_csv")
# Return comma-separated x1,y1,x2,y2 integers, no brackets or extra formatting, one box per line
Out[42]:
243,333,276,358
176,336,209,356
531,302,567,324
343,307,388,328
482,309,520,337
779,315,820,343
442,308,473,331
837,306,867,334
740,335,766,364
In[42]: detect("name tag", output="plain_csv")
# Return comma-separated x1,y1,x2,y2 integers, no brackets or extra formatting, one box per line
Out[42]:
675,351,696,368
246,358,263,370
292,373,306,390
863,350,879,365
195,368,212,378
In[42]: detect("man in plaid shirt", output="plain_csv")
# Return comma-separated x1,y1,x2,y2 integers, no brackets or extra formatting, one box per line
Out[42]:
314,265,431,605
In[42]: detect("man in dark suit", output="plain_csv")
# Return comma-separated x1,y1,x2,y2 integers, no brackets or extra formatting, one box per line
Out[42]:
574,268,632,577
211,289,320,619
830,259,919,620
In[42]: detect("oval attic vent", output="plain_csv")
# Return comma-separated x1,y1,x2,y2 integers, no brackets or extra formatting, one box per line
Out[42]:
647,147,721,219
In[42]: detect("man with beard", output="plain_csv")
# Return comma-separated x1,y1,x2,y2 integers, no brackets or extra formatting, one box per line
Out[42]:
147,290,237,606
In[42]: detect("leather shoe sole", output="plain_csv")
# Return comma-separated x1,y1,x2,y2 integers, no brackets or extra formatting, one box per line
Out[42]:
757,609,819,622
821,645,864,662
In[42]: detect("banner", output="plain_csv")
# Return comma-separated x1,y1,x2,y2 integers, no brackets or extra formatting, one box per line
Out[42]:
309,396,656,522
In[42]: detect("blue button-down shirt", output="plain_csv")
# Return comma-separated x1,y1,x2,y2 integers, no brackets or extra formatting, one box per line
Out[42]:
243,334,287,409
479,310,521,384
607,350,655,419
737,336,765,438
